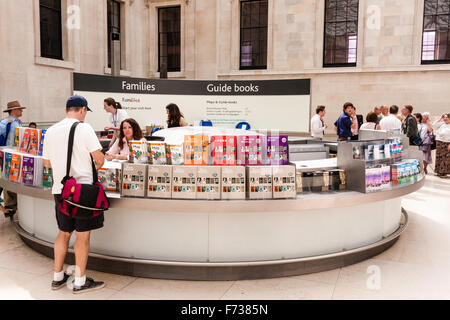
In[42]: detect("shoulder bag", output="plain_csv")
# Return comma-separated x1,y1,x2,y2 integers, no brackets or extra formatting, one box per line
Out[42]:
59,122,109,219
0,121,12,146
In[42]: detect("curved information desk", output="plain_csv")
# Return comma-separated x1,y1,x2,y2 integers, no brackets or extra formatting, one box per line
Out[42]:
1,176,424,280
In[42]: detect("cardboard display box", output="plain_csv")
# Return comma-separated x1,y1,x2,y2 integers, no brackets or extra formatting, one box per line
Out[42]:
272,165,296,199
147,165,172,199
172,165,197,199
221,166,246,200
196,166,221,200
246,166,273,199
121,163,147,197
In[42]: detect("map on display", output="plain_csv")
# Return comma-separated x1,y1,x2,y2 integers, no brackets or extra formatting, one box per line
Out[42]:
73,73,311,132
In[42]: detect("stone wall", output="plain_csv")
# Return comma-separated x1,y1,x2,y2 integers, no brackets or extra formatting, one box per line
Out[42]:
0,0,448,130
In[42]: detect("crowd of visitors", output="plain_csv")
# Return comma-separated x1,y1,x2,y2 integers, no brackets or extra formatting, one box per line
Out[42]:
311,103,449,178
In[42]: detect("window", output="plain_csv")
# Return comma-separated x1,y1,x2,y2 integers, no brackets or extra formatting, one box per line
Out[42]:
240,0,268,70
158,6,181,72
107,0,121,69
323,0,359,67
39,0,62,60
422,0,450,64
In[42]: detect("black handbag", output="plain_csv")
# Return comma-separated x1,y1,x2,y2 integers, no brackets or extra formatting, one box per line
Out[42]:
59,122,109,219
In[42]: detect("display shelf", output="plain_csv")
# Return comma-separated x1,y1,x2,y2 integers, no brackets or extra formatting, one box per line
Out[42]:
337,133,423,193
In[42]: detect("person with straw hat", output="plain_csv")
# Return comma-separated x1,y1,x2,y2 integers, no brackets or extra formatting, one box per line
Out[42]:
0,101,26,146
0,100,26,216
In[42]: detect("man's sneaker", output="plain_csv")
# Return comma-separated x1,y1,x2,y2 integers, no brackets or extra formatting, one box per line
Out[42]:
73,277,105,294
51,273,71,290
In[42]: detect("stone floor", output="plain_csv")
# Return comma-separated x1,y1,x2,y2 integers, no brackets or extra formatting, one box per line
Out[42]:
0,173,449,300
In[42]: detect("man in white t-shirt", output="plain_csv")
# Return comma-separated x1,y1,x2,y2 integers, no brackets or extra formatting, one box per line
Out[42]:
379,105,402,132
310,105,328,139
43,95,106,294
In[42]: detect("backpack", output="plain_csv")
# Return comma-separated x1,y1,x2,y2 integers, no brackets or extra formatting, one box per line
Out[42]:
0,121,12,146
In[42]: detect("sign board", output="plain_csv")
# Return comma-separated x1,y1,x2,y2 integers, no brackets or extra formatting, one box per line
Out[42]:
73,73,311,132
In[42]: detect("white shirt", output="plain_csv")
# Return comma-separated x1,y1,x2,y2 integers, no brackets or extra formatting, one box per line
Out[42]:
108,109,128,128
43,118,102,194
379,114,402,131
310,114,325,138
436,123,450,143
417,123,429,140
360,122,378,130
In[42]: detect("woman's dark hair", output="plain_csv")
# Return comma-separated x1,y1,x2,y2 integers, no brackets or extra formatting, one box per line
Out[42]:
118,118,144,150
29,122,37,128
166,103,184,127
366,112,378,123
104,97,122,109
414,113,423,123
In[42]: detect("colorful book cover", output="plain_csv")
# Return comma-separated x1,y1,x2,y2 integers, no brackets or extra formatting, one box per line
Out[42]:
19,128,31,153
0,150,4,175
4,152,12,179
43,166,53,188
167,144,184,165
148,142,166,165
9,153,21,182
28,129,39,155
21,156,35,186
39,129,46,156
13,127,20,149
237,135,264,166
266,135,289,165
98,168,119,192
165,144,171,165
211,135,237,166
184,135,209,165
128,140,148,164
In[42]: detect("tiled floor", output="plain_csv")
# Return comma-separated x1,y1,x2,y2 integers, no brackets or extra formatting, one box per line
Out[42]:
0,174,449,300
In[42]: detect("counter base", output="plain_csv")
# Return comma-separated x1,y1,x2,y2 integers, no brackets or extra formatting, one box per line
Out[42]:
11,209,407,281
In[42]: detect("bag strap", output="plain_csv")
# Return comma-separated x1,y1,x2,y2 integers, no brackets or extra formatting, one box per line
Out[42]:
65,122,79,178
65,121,98,184
5,122,12,139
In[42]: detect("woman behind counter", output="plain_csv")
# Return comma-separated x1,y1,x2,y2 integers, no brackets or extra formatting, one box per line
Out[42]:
105,118,145,161
104,97,129,147
166,103,187,128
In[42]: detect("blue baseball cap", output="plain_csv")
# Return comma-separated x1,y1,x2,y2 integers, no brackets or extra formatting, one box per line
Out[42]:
66,95,92,112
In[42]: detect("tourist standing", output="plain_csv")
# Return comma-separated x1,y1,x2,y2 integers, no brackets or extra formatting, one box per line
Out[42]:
401,105,419,146
350,106,360,140
334,102,357,141
379,105,402,131
433,113,450,177
43,95,106,294
310,105,327,140
0,101,26,216
380,105,389,119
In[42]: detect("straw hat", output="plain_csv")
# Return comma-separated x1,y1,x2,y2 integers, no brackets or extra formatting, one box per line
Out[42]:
3,101,26,113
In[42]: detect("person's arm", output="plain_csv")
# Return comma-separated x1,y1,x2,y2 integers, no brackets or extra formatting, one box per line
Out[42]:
179,117,187,127
105,138,127,161
91,149,105,170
